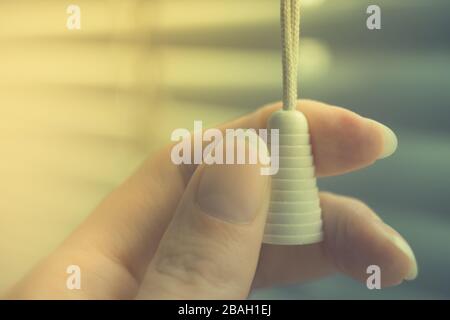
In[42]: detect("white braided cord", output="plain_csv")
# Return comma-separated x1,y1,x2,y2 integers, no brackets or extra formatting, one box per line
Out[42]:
281,0,301,111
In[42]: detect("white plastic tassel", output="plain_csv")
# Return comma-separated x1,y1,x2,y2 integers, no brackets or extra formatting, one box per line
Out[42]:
263,0,324,245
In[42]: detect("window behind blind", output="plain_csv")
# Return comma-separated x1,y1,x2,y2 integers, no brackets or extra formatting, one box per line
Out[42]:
1,0,449,299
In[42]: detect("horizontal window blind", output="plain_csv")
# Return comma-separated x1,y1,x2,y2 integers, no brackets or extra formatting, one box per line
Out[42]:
1,0,450,299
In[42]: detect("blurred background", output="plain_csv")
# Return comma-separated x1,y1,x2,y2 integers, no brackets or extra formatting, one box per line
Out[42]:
0,0,449,299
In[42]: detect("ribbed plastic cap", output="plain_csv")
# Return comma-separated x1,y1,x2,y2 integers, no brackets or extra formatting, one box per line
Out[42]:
263,110,323,245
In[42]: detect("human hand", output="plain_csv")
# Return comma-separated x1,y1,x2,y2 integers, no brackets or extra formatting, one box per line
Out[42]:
7,100,417,299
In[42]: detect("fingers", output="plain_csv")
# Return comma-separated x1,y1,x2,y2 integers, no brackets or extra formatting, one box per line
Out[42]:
254,192,417,289
138,134,270,299
223,100,397,177
57,99,395,284
321,193,417,285
10,100,400,298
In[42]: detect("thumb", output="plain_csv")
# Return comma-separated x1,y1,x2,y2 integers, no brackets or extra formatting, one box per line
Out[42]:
139,133,270,299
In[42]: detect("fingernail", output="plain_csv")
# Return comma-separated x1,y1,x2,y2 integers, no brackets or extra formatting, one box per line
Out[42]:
378,223,418,281
196,132,269,224
370,120,398,159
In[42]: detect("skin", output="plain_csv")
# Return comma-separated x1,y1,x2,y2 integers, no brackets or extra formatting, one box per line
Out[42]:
5,100,416,299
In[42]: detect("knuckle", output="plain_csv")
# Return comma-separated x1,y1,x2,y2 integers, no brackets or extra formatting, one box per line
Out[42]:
152,237,232,290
